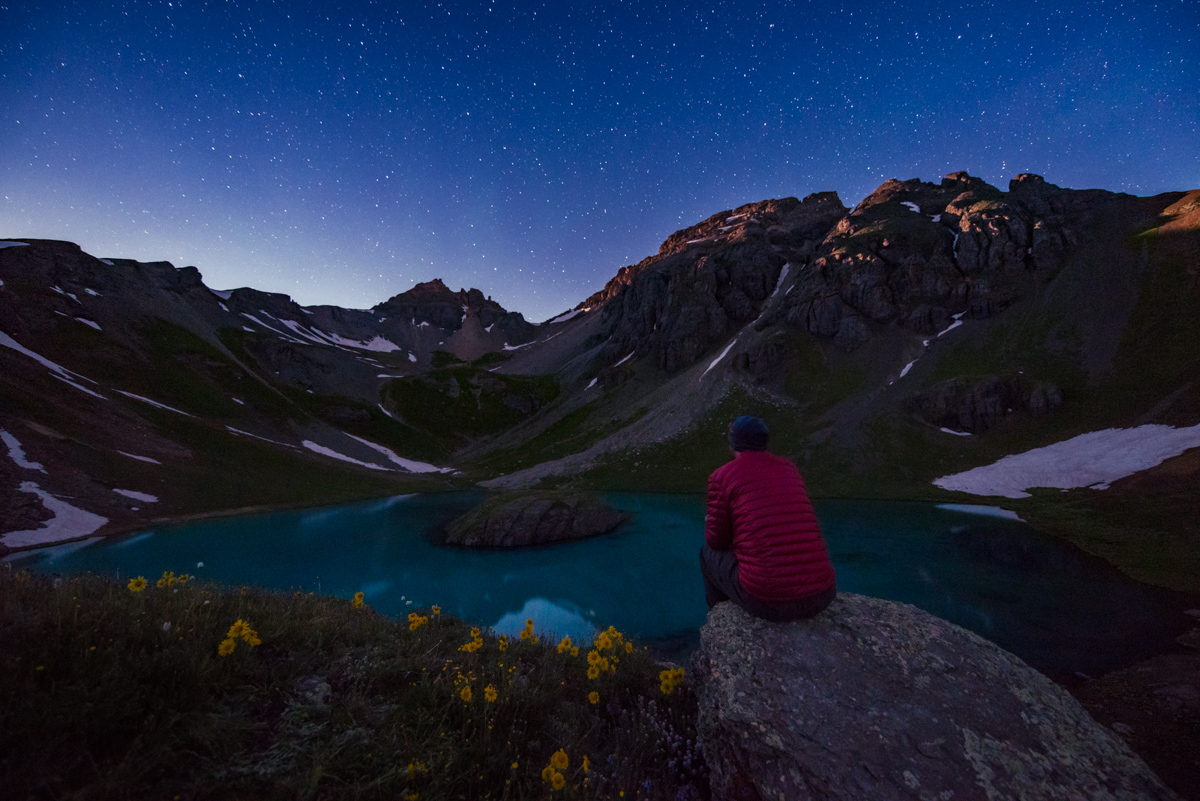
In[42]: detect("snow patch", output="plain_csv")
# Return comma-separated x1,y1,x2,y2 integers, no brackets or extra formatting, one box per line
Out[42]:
113,488,158,503
343,434,450,473
2,429,46,472
99,259,114,265
116,390,194,417
407,352,417,363
936,504,1024,522
0,241,30,249
936,319,963,338
52,286,80,302
700,339,738,380
614,351,634,367
1,482,108,548
933,424,1200,498
210,288,234,300
119,451,161,464
231,398,244,405
503,341,532,351
930,214,942,222
301,440,388,471
85,288,100,296
899,360,916,378
76,317,101,331
324,332,402,352
242,326,255,332
940,427,973,436
226,426,296,449
901,201,920,213
586,377,598,390
0,331,101,392
377,404,395,419
546,308,583,324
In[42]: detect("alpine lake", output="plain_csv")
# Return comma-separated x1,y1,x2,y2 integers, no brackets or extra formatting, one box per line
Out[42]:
8,492,1195,679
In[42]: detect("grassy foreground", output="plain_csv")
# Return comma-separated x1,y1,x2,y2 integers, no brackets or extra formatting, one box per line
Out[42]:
0,565,706,800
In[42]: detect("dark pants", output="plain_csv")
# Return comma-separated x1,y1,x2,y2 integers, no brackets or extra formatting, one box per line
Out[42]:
700,544,836,622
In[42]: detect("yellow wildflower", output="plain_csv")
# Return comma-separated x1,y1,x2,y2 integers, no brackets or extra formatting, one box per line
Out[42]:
551,772,566,790
557,635,572,654
498,638,509,652
511,761,518,770
582,755,590,774
587,650,601,666
226,619,248,639
595,632,612,651
587,665,600,680
432,605,441,615
541,766,554,782
484,684,498,702
217,638,236,657
127,576,147,593
353,591,364,609
551,749,568,770
625,641,634,654
460,685,472,702
588,691,599,705
408,612,429,631
571,646,579,657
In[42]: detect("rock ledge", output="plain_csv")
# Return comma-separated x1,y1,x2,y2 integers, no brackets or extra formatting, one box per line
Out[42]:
694,594,1178,800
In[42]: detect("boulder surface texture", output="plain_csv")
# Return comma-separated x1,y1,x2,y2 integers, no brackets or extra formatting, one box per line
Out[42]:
441,492,625,548
694,594,1178,801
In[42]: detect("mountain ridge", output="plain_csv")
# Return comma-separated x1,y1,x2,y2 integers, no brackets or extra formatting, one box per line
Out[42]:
2,172,1199,592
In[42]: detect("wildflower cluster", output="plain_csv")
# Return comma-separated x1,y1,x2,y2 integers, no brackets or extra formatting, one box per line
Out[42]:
218,619,261,657
518,618,538,643
557,635,581,657
407,611,429,631
352,591,365,609
155,571,190,588
659,667,686,695
541,748,569,791
585,625,626,680
459,626,484,652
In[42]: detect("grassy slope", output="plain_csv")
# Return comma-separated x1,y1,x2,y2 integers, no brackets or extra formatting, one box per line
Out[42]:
0,567,704,801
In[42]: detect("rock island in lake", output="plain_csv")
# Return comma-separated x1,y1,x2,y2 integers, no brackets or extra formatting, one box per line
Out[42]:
440,491,627,548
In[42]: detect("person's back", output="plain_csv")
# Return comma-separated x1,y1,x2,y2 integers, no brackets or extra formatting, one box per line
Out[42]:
701,416,836,621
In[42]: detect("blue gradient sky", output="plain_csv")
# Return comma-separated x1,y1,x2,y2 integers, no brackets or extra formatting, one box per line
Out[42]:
2,0,1197,320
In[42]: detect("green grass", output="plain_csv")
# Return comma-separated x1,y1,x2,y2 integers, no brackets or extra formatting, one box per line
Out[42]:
385,366,560,452
0,567,706,800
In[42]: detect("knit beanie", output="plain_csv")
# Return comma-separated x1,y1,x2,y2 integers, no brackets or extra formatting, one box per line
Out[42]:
728,415,769,452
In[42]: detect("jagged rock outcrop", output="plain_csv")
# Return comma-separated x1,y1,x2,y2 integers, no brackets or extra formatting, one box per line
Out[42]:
694,595,1178,801
440,491,626,548
911,375,1063,432
767,171,1144,350
577,193,848,373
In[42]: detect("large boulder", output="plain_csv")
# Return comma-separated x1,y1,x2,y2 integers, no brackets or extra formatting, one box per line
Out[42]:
694,594,1178,801
440,491,626,548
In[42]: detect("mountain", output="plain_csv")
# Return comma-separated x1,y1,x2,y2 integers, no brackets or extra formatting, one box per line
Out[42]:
2,172,1198,592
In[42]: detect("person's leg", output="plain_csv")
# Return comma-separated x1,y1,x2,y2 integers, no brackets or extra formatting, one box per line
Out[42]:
753,583,837,622
699,545,741,609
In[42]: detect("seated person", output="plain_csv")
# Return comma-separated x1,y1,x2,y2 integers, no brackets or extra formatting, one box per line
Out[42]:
700,415,836,621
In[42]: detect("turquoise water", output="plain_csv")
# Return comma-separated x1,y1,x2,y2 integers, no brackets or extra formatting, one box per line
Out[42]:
8,493,1193,677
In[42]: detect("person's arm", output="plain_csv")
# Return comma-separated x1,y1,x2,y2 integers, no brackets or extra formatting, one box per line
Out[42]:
705,472,733,551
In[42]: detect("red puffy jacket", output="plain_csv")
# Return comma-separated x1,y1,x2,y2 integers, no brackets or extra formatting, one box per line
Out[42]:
705,451,836,603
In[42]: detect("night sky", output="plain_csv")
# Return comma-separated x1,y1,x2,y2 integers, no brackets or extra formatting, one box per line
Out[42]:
3,1,1197,321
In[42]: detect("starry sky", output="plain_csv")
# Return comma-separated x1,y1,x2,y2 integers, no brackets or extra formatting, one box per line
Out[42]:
2,0,1197,321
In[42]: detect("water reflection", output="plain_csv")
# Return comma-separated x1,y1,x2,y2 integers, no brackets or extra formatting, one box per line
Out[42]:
7,492,1195,678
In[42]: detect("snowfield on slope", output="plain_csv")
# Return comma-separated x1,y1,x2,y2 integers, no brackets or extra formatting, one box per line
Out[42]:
933,423,1200,498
